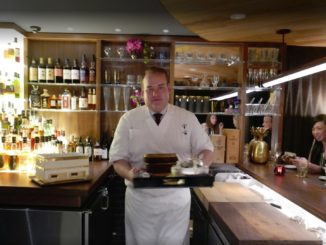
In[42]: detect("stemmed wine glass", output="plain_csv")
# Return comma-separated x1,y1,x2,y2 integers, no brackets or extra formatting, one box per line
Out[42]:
212,73,219,88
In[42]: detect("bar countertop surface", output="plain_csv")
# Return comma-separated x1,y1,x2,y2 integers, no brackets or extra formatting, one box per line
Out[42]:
0,161,112,208
237,162,326,221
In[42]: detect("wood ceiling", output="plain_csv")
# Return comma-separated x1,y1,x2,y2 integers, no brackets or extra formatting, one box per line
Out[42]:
160,0,326,47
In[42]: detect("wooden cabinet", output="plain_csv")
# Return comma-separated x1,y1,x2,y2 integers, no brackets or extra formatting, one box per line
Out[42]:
25,35,174,141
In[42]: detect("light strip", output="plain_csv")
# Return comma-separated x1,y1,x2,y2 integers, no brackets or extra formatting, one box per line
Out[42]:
210,89,256,101
263,62,326,87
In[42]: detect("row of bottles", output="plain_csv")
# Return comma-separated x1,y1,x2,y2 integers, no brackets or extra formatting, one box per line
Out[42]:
29,85,97,110
2,37,20,63
0,109,112,171
0,71,20,98
29,55,96,84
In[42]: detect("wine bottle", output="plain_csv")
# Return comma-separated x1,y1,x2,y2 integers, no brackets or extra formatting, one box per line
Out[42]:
46,57,54,83
63,58,71,84
71,90,78,110
29,58,38,83
71,58,80,84
80,54,89,84
93,140,102,161
87,88,92,109
101,133,109,160
75,137,84,154
79,87,88,110
84,137,93,161
38,57,46,83
54,58,63,83
89,55,96,84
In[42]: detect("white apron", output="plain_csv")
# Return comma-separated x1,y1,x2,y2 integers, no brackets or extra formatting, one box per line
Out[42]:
109,104,213,245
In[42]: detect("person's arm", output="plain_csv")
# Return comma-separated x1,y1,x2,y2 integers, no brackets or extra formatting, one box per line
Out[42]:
113,159,144,181
199,149,214,166
291,157,322,174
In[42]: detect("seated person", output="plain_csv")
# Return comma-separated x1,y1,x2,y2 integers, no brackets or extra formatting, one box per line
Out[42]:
202,114,224,135
262,116,272,148
291,114,326,174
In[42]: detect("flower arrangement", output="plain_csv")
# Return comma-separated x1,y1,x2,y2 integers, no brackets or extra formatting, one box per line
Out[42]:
129,89,144,108
126,39,143,59
126,39,155,64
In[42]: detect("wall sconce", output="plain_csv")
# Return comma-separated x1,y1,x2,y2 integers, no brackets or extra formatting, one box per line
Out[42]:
263,57,326,88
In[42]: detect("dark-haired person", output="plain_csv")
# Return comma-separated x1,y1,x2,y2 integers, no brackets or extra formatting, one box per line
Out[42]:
291,114,326,174
202,114,224,135
109,66,213,245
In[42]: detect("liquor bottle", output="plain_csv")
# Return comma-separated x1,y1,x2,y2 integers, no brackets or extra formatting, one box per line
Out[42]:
63,58,71,84
38,57,46,83
84,137,93,161
80,54,89,84
49,94,58,109
46,57,55,83
41,89,50,109
67,135,76,153
29,58,38,83
92,88,97,110
75,137,84,154
71,59,80,84
93,140,102,161
89,55,96,84
61,89,71,110
87,88,92,109
100,133,109,160
54,58,63,83
71,90,78,110
29,85,41,109
0,136,5,169
79,87,88,110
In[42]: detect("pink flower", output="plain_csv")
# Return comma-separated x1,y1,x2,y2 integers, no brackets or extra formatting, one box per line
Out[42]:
126,39,143,54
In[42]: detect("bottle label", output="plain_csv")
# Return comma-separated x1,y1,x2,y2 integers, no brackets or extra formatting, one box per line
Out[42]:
29,67,38,81
101,148,108,160
94,148,102,156
63,69,71,79
71,69,80,80
54,68,63,77
50,99,57,108
79,97,88,109
85,146,92,157
46,68,54,81
76,146,84,154
89,70,96,83
38,68,46,80
71,97,78,110
62,95,71,109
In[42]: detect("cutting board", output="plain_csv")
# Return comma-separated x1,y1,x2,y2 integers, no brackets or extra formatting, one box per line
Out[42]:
209,202,322,245
194,182,264,210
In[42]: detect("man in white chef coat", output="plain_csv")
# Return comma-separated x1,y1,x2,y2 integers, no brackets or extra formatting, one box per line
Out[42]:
109,66,214,245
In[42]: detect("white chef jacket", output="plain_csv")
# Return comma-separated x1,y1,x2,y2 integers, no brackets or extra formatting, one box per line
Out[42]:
109,104,213,245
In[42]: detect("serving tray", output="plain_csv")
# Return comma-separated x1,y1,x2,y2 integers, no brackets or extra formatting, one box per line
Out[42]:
133,173,214,188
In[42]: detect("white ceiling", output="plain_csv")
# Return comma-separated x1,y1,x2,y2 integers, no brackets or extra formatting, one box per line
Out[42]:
0,0,194,36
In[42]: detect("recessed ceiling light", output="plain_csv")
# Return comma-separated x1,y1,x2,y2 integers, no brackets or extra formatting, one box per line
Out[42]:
114,28,122,32
163,29,169,33
230,13,246,20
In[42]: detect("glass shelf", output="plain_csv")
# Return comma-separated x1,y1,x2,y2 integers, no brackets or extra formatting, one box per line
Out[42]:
101,83,140,88
28,82,96,87
101,57,171,64
29,108,98,112
174,86,240,91
195,112,240,116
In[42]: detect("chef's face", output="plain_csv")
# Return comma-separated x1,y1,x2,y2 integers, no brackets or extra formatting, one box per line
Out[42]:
312,121,326,142
142,71,170,113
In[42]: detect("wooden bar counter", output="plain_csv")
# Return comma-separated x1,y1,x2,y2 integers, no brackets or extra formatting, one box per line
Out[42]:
237,162,326,221
0,161,111,208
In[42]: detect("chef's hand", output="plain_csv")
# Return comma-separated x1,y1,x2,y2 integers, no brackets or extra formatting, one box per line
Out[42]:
128,167,147,180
